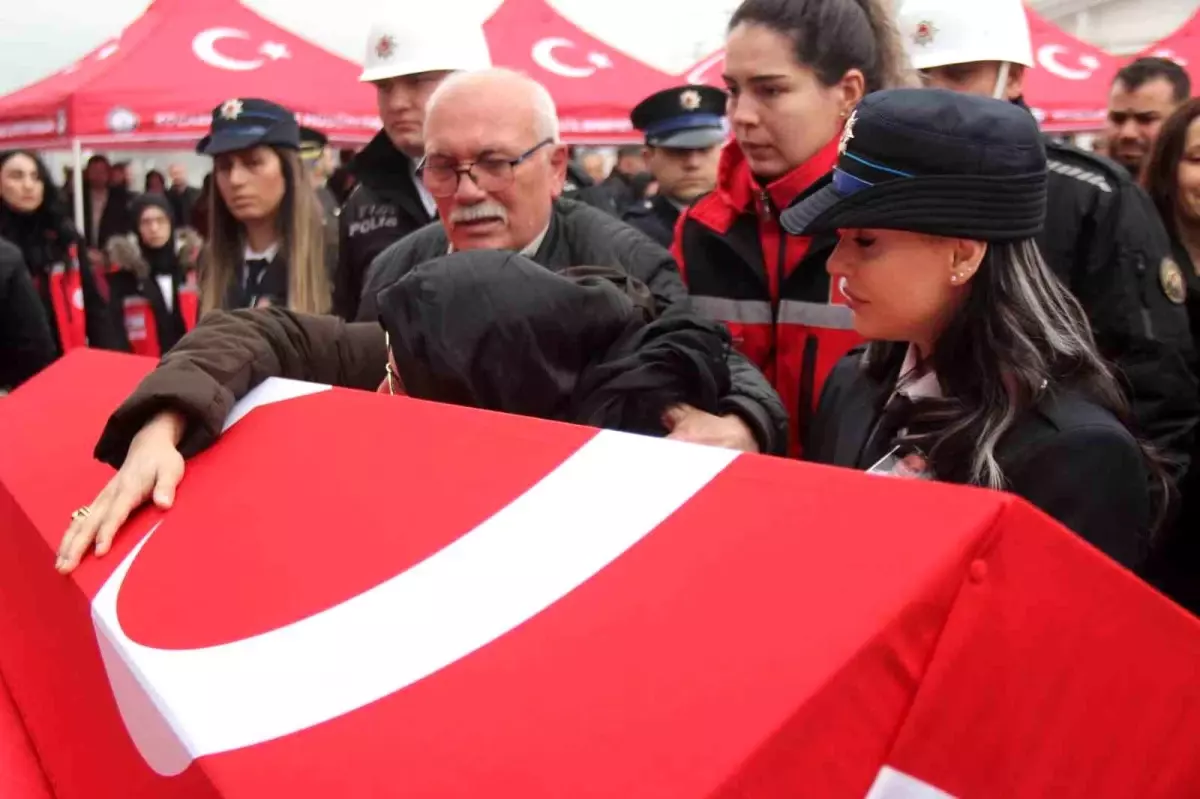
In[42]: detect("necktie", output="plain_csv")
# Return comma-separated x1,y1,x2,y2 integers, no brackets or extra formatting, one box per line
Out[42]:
860,393,916,469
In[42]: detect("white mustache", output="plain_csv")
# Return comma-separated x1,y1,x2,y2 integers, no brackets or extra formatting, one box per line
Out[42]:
450,202,508,224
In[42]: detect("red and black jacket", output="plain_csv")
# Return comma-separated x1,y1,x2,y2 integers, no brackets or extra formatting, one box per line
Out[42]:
673,138,863,456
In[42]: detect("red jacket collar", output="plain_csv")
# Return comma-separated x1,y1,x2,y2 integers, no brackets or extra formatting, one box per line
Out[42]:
715,136,841,214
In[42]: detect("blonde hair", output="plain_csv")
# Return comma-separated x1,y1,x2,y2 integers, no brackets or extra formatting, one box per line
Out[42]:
199,147,330,316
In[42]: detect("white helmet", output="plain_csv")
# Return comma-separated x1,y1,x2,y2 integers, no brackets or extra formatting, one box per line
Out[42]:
897,0,1034,72
359,15,492,83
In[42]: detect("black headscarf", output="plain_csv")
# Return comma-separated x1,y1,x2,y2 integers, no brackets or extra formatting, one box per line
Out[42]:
0,150,77,274
130,193,181,278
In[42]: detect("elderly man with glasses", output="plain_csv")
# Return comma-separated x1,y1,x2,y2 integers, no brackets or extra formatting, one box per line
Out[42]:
55,70,790,571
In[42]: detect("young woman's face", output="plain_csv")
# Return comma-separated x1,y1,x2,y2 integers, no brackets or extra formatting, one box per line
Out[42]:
723,23,858,181
826,228,977,351
138,206,173,249
1176,117,1200,224
0,153,45,213
214,146,287,223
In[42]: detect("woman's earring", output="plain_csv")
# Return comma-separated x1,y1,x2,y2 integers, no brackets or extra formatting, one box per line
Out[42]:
950,273,960,284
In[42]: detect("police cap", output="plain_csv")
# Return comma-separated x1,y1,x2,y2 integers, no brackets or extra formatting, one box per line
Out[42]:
299,127,329,163
197,98,301,157
781,88,1047,242
630,85,727,150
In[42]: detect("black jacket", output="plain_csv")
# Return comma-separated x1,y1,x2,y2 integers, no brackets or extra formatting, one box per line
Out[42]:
69,187,136,249
358,198,790,454
0,237,56,389
1036,137,1199,477
336,131,434,321
377,251,731,433
621,195,681,249
562,162,620,217
807,348,1152,570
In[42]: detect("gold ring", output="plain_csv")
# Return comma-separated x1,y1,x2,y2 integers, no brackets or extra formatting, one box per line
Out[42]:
70,506,92,522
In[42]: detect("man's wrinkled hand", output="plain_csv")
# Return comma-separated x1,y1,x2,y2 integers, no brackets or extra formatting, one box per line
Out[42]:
662,404,760,453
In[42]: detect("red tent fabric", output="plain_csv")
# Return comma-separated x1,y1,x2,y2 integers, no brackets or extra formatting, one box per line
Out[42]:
1134,8,1200,69
482,0,688,143
0,0,380,150
682,6,1117,133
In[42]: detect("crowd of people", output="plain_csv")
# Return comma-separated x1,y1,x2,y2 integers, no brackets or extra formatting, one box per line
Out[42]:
0,0,1193,615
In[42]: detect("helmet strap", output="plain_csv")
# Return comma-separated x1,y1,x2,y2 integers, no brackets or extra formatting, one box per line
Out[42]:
992,62,1012,100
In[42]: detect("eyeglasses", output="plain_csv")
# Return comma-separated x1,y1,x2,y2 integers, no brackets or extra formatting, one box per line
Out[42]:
416,139,554,198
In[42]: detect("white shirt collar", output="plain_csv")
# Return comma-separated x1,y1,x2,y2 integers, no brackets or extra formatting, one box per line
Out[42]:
244,242,280,262
410,161,438,217
895,344,942,400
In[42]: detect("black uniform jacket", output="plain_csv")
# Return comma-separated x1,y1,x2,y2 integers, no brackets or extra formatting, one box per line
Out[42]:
1037,135,1198,477
336,131,433,321
807,348,1152,571
621,195,681,249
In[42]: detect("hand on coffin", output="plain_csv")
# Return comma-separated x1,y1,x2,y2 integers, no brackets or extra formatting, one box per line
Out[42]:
662,404,760,453
55,410,187,574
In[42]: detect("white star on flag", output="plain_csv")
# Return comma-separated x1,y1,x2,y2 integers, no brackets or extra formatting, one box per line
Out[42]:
259,41,290,60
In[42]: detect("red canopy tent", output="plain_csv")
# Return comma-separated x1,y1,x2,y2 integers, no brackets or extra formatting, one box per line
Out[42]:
682,6,1118,133
0,0,379,151
483,0,683,143
1133,8,1200,70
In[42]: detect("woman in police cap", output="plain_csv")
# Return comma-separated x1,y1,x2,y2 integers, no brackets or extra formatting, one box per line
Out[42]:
196,98,330,315
785,88,1169,570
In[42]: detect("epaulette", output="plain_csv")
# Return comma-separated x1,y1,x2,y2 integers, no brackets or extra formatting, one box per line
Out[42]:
1044,140,1126,195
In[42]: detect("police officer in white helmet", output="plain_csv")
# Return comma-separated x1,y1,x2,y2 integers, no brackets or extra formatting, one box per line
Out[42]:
898,0,1200,486
335,15,492,320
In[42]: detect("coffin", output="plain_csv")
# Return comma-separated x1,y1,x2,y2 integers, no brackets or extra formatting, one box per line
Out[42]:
1,350,1198,798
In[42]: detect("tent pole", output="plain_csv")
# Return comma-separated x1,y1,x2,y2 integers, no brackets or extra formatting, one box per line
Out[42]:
71,138,85,237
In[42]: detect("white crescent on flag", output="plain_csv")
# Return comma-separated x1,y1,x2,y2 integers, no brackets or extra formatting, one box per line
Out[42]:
91,379,738,776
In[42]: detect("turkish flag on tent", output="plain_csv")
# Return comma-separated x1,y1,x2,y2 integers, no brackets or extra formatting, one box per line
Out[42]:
483,0,688,143
0,0,379,149
1133,8,1200,69
683,7,1117,133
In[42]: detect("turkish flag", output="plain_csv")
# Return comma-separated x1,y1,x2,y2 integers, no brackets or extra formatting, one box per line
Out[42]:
1,351,1199,798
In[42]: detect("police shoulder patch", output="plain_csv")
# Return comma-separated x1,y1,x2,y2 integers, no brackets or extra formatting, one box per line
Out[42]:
1160,256,1187,304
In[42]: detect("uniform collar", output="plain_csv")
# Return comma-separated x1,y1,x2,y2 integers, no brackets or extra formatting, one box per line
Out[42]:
895,345,942,400
716,135,841,214
244,242,280,262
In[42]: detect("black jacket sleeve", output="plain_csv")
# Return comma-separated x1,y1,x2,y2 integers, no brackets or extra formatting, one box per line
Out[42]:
622,235,789,455
1041,146,1199,478
94,308,387,467
0,242,56,389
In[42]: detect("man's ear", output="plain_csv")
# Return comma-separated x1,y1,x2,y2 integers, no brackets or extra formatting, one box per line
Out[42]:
548,142,569,199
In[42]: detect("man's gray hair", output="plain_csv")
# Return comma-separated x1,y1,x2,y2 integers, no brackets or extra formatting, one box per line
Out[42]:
424,68,560,143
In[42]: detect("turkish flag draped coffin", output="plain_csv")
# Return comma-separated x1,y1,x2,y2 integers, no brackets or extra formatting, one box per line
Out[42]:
2,351,1200,798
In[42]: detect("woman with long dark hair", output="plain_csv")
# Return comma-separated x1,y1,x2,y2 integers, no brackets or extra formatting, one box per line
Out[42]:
791,88,1166,569
0,150,122,353
673,0,914,456
1139,99,1200,609
195,98,330,316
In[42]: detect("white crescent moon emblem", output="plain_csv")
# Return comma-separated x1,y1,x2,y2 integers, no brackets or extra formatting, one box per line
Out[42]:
192,28,264,72
532,37,594,79
1036,44,1099,82
91,379,737,776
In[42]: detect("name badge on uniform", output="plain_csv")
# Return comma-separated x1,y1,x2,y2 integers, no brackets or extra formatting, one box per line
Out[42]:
867,447,933,480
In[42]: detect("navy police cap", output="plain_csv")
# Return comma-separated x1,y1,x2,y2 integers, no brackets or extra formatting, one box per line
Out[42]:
630,85,728,149
780,88,1048,242
197,98,301,157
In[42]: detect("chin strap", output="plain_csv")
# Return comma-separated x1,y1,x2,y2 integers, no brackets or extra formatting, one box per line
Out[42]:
992,61,1012,100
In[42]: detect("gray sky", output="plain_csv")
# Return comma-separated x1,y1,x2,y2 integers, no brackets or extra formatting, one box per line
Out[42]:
0,0,742,96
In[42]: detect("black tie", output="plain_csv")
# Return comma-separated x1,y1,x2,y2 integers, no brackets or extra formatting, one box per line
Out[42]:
860,393,916,469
